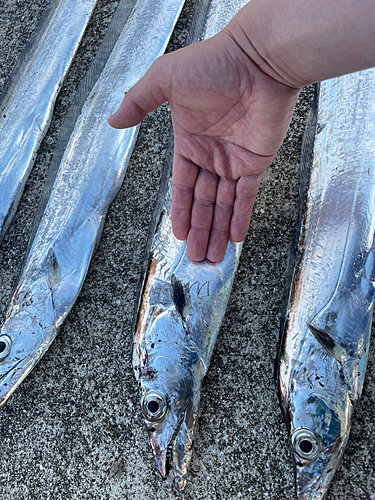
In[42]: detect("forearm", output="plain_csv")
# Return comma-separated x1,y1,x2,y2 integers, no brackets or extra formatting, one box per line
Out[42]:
224,0,375,88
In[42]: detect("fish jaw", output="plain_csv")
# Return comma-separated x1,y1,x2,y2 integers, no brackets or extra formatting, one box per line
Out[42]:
143,392,200,489
0,354,33,405
140,365,201,488
171,397,200,490
142,385,190,477
142,378,200,491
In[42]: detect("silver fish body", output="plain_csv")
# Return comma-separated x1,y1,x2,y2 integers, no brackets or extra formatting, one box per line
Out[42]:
0,0,97,241
133,0,250,489
277,71,375,499
0,0,186,404
133,182,242,489
133,1,250,489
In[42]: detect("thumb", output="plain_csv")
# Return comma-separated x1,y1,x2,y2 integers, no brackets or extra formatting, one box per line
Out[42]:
108,55,171,129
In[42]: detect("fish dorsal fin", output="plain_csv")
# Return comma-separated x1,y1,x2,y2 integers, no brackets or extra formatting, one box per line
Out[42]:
46,248,61,290
307,323,346,362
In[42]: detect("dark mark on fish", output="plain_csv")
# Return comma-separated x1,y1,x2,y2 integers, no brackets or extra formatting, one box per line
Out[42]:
307,322,345,362
189,280,209,297
171,274,186,320
46,247,61,290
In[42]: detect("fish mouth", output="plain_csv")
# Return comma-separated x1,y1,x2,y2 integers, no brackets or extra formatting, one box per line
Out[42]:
152,404,188,479
150,398,199,491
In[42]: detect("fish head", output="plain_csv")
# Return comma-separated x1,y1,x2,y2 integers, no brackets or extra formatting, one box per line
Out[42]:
285,379,352,500
0,297,56,405
135,309,204,490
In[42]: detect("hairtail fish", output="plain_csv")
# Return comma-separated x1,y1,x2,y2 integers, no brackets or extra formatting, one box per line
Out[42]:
277,70,375,499
0,0,98,242
0,0,186,405
132,0,251,490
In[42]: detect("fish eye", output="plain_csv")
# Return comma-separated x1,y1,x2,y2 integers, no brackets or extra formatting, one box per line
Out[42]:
292,428,321,461
0,335,12,361
141,391,167,422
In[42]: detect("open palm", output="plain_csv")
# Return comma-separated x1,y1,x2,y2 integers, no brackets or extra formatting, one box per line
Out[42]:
109,31,300,261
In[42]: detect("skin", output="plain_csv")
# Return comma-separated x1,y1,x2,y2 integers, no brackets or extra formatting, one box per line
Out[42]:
109,0,375,262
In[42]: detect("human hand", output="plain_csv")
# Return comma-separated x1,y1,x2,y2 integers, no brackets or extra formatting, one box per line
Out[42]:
109,29,300,262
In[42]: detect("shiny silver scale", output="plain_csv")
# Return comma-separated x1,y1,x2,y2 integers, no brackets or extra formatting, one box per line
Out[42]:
277,71,375,499
0,0,98,242
0,0,186,405
133,0,250,490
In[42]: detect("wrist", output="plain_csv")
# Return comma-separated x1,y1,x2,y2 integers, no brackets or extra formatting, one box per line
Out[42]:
223,0,375,90
222,2,307,89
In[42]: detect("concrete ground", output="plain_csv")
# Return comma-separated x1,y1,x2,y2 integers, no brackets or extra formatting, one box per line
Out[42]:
0,1,374,499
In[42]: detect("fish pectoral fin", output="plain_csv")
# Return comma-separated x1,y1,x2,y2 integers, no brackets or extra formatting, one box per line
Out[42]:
171,274,186,319
306,323,346,362
46,247,61,290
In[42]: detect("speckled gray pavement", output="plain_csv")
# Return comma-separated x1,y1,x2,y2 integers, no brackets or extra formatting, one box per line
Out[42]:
0,1,374,499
